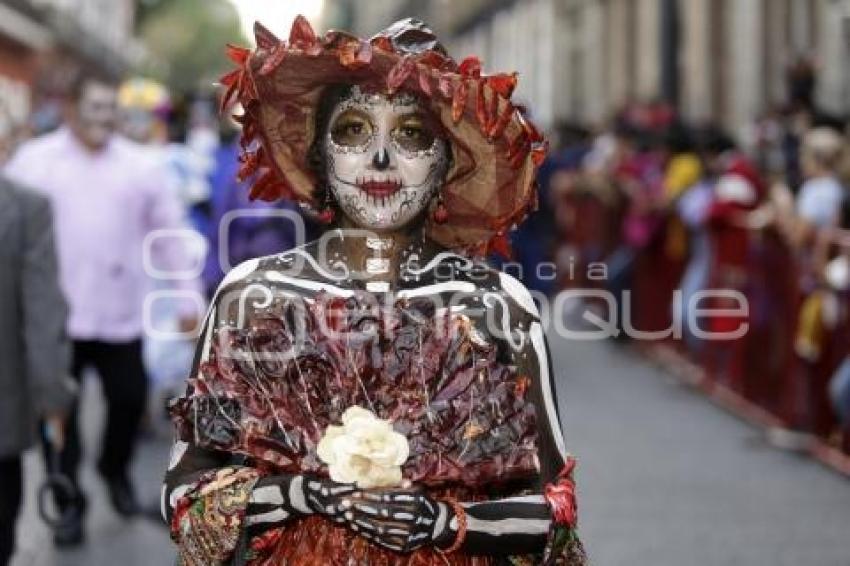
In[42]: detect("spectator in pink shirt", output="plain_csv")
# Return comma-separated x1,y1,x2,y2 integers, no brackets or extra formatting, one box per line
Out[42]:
4,73,200,547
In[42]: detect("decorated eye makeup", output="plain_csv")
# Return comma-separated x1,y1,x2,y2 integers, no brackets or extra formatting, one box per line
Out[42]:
391,114,436,153
330,109,374,147
323,87,450,231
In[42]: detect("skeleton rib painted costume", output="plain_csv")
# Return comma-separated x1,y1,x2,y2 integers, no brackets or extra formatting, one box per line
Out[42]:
163,17,585,565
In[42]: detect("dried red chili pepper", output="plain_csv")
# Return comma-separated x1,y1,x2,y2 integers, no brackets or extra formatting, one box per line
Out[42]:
451,80,469,123
253,22,280,50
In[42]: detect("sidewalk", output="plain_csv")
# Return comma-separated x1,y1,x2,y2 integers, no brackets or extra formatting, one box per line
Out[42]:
11,376,174,566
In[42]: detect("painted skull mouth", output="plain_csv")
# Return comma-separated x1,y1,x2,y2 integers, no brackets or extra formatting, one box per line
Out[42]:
357,178,403,198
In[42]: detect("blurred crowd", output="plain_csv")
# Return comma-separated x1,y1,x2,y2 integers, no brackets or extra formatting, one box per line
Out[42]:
0,71,316,562
533,91,850,456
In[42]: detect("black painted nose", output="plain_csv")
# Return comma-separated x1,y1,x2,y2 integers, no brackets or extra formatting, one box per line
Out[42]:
372,148,390,170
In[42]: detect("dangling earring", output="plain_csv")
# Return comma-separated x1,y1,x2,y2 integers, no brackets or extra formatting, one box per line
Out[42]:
432,191,448,224
318,189,336,224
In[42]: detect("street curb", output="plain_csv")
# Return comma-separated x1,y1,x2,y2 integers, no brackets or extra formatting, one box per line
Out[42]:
638,343,850,479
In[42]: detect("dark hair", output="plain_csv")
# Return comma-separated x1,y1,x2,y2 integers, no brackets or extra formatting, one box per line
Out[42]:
307,84,354,204
663,121,695,154
167,96,190,144
67,70,117,102
694,125,736,157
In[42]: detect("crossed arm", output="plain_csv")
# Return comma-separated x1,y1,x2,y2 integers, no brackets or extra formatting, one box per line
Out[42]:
163,443,556,556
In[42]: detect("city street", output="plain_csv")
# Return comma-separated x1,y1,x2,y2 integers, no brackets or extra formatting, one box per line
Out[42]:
11,334,850,566
2,2,849,566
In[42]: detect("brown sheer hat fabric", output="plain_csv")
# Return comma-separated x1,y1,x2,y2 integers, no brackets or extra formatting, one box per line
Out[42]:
222,16,547,253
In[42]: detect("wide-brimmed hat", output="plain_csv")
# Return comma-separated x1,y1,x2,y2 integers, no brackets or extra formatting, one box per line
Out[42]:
222,16,547,253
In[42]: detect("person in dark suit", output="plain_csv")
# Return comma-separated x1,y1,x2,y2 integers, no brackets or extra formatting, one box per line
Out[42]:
0,178,73,565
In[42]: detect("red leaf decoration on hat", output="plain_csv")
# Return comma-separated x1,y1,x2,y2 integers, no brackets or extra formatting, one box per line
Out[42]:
226,44,251,65
487,73,517,98
253,22,281,50
370,35,393,52
487,103,514,140
250,170,294,202
288,15,321,55
220,83,238,113
475,82,489,132
240,72,258,102
289,15,316,45
520,115,544,143
242,119,258,146
506,132,527,161
237,148,264,181
458,56,482,78
451,80,469,123
248,170,274,201
488,232,512,259
339,39,372,69
259,45,287,76
219,69,240,87
219,69,243,111
417,50,450,71
387,56,416,93
438,76,453,99
531,141,548,167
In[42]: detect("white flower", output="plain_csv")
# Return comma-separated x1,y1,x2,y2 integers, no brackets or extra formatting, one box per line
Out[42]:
316,406,410,488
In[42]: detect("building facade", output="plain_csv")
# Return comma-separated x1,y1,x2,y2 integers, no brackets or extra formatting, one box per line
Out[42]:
0,0,141,145
0,2,51,141
337,0,850,135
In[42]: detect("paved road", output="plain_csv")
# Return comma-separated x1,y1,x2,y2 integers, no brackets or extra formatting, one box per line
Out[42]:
554,338,850,566
11,335,850,566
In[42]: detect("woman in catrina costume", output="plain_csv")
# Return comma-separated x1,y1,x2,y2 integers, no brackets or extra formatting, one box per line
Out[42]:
163,16,586,565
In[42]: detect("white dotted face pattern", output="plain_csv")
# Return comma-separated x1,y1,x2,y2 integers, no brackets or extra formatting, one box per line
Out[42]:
324,86,450,231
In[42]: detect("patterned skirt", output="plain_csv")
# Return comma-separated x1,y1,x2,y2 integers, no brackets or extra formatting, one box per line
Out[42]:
248,516,495,566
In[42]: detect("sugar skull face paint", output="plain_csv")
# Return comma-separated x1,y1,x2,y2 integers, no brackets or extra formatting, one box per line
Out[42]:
324,86,449,231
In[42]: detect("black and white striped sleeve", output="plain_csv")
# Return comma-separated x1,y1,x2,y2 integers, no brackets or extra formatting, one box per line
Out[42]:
242,475,310,535
162,439,355,538
441,494,553,555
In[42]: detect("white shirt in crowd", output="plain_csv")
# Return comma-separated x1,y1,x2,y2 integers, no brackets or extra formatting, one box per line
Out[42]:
4,127,201,342
796,175,845,228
